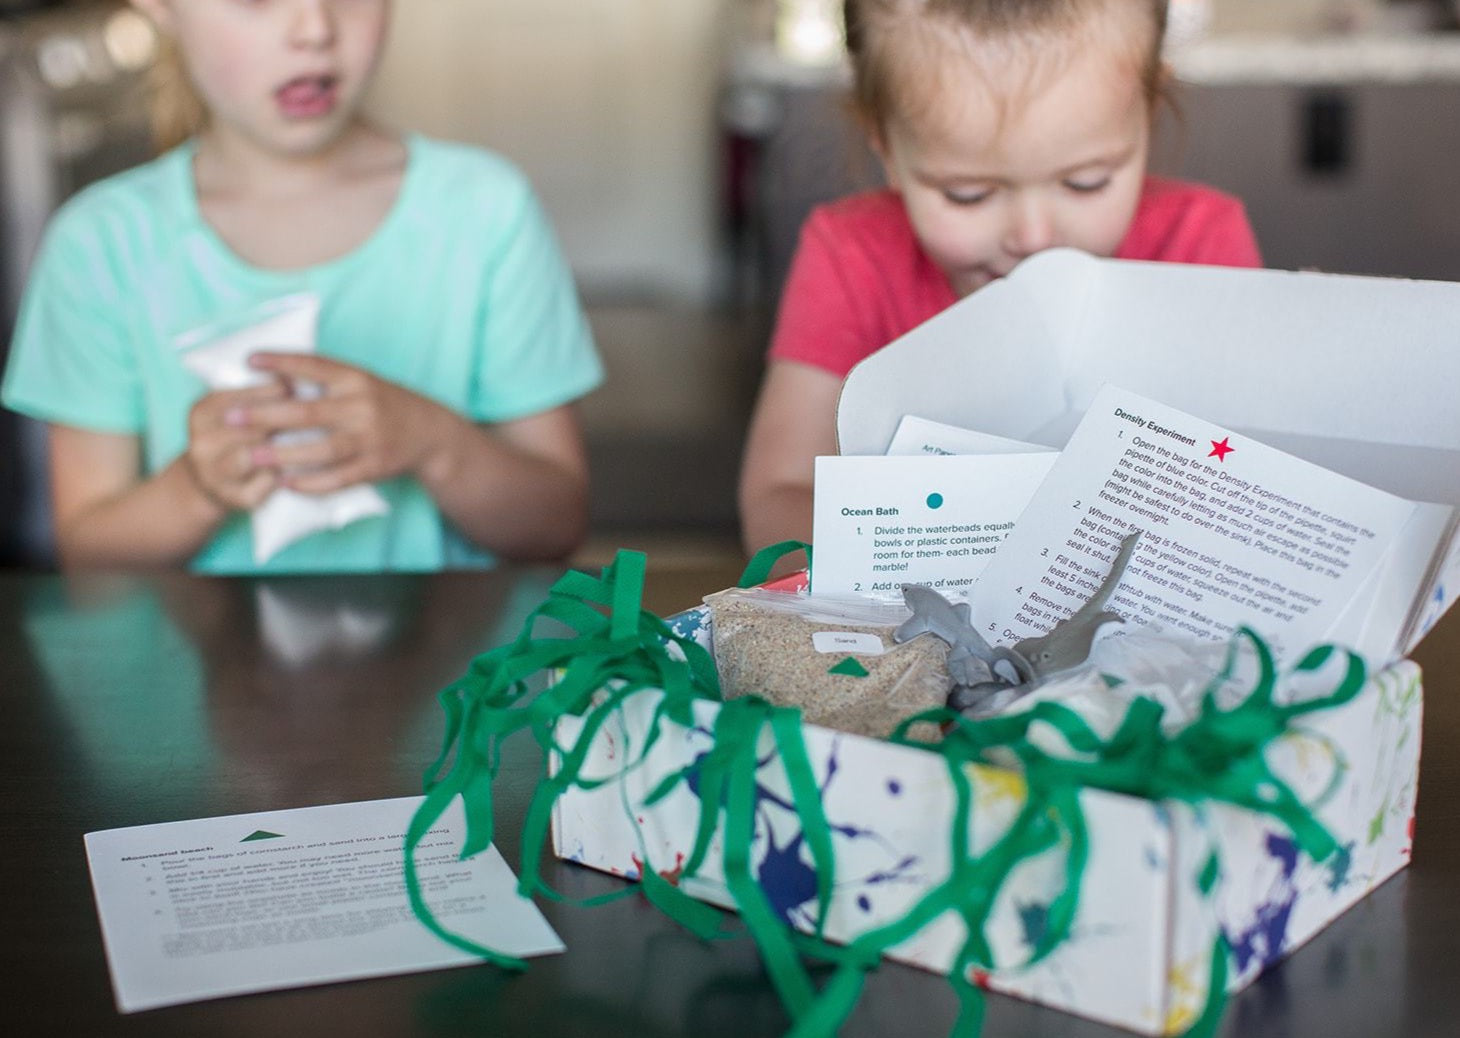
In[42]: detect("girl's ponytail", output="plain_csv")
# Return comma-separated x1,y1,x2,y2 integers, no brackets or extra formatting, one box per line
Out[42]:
144,34,207,154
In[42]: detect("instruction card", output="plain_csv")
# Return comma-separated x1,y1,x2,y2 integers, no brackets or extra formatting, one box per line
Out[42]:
85,795,564,1013
885,414,1052,457
967,384,1432,661
811,452,1056,596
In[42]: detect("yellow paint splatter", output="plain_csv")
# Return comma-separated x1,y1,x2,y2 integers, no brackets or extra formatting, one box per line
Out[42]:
1162,955,1210,1034
968,762,1027,806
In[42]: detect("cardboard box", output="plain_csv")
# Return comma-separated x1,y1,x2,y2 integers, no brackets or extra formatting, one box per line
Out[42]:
552,252,1453,1033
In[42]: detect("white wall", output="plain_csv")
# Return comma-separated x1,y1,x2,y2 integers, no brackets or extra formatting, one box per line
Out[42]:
366,0,733,303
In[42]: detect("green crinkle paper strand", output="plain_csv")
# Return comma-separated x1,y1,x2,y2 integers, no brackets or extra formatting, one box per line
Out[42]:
404,546,1365,1038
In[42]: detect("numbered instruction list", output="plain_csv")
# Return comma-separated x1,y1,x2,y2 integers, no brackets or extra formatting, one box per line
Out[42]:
85,796,563,1012
812,453,1056,595
970,385,1423,659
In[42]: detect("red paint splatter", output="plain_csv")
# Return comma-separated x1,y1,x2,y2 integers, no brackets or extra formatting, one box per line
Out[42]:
628,851,688,886
970,968,991,991
659,852,687,886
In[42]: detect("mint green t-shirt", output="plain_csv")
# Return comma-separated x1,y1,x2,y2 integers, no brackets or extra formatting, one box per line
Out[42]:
2,136,603,573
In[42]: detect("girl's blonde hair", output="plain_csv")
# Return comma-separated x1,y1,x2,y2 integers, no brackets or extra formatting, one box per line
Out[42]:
144,33,208,153
843,0,1171,138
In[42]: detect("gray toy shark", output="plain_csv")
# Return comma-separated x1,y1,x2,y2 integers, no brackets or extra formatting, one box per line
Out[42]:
895,528,1143,718
895,584,998,686
1009,529,1142,679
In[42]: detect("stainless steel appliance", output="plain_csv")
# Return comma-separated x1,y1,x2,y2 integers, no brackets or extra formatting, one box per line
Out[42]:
0,1,156,566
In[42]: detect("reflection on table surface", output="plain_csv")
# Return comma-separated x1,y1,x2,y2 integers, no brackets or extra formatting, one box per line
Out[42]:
0,564,1456,1038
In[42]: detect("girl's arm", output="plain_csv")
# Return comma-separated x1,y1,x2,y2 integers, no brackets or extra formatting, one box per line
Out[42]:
49,382,288,569
738,359,842,559
50,427,229,569
399,402,590,563
243,352,589,562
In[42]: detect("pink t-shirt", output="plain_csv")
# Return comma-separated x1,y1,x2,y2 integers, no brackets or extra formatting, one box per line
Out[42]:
768,176,1262,378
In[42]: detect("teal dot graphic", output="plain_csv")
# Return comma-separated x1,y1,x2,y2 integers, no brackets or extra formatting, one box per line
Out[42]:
926,493,944,509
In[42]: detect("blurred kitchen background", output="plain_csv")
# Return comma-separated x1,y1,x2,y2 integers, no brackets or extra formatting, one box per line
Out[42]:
3,0,1460,570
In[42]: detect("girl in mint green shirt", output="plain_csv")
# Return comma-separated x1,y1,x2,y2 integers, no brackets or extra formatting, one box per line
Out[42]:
2,0,602,574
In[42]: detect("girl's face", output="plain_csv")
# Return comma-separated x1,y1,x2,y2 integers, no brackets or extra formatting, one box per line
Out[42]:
133,0,391,159
874,29,1153,297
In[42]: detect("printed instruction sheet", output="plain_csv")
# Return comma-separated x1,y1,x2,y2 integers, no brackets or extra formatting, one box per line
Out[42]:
811,452,1056,596
884,414,1052,457
85,795,564,1013
968,384,1426,660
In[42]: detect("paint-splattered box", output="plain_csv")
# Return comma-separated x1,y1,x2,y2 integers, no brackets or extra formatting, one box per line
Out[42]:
551,608,1421,1034
554,253,1454,1032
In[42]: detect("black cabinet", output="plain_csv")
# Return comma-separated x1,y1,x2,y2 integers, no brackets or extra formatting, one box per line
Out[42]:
1153,79,1460,281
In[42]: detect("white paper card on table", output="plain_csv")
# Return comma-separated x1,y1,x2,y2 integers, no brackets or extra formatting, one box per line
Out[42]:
967,384,1441,663
885,414,1054,457
85,795,563,1013
811,452,1056,597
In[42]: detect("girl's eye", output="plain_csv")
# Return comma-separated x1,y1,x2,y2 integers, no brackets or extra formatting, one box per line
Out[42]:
1064,176,1111,194
942,188,992,207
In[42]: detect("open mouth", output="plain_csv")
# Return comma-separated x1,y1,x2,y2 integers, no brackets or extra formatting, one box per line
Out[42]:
275,75,340,119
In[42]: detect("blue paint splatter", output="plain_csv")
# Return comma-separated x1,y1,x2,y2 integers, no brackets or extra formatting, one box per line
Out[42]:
861,856,919,887
1223,833,1301,973
1017,902,1050,949
857,894,872,913
887,778,902,796
1265,832,1300,879
676,728,922,928
758,828,821,921
1326,841,1355,892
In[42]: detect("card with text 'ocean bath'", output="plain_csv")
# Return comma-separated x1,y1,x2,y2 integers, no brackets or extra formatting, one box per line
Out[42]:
811,452,1057,596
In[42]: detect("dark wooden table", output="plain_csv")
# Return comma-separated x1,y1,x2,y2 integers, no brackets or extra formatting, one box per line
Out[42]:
1,565,1456,1037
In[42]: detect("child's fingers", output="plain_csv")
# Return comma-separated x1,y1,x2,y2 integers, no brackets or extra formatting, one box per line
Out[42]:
266,429,360,472
182,434,278,512
193,382,290,430
247,351,363,390
233,468,280,510
234,399,345,440
282,457,374,495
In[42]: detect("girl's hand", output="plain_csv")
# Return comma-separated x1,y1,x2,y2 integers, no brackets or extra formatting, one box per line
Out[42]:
184,382,290,511
238,352,448,493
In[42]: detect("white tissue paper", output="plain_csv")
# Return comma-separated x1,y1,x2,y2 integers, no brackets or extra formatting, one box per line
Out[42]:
176,294,389,564
1004,626,1303,755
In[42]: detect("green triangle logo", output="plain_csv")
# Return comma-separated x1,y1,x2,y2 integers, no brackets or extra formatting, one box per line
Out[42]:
828,657,870,678
241,830,285,842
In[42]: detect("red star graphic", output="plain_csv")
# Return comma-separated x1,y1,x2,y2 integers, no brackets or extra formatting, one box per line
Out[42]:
1209,437,1235,462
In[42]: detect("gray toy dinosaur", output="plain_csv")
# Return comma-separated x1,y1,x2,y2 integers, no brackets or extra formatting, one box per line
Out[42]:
896,528,1143,717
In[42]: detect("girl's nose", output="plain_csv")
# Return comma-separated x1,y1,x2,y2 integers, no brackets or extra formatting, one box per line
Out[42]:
289,0,338,47
1002,194,1056,260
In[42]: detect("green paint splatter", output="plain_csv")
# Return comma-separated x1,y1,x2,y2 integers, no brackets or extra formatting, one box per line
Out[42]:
1367,806,1386,845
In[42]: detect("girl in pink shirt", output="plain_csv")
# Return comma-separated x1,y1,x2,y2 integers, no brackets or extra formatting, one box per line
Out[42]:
739,0,1261,557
